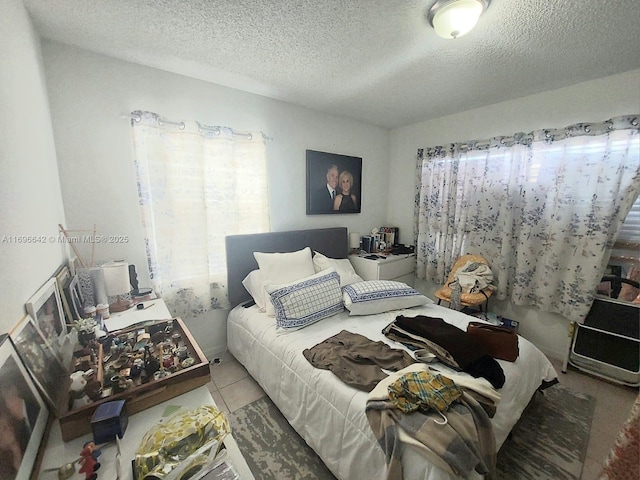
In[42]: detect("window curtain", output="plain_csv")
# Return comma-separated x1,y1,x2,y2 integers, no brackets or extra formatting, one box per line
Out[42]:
131,110,270,319
414,115,640,322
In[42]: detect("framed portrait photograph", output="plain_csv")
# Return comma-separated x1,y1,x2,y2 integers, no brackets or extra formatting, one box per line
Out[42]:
306,150,362,215
25,278,67,352
9,316,68,414
0,333,50,480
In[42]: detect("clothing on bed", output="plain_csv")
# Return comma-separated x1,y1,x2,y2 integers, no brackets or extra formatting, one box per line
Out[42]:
383,315,506,389
387,370,462,414
366,364,496,480
427,367,502,418
302,330,415,392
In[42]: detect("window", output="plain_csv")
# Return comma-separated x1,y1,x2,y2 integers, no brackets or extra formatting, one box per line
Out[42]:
131,111,270,317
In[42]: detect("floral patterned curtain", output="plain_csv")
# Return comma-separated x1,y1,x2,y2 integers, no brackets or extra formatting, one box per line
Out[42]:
414,115,640,322
131,111,270,319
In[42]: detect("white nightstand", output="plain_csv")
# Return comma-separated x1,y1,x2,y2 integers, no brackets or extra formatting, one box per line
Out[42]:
349,254,416,286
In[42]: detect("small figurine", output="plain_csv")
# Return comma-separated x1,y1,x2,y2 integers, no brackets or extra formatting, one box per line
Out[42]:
143,345,160,377
79,441,101,480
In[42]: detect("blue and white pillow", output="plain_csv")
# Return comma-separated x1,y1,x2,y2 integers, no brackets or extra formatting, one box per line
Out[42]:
266,269,344,330
342,280,432,316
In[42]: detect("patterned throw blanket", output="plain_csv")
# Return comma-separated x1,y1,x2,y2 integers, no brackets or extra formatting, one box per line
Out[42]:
365,364,496,480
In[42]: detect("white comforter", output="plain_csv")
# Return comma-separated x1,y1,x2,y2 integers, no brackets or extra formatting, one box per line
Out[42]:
227,303,557,480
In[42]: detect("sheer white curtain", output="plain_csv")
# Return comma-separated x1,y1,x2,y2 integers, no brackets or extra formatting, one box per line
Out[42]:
415,115,640,322
131,111,270,318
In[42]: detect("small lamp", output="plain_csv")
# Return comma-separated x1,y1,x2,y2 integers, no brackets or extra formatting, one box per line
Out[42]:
102,261,132,313
428,0,490,39
349,232,361,254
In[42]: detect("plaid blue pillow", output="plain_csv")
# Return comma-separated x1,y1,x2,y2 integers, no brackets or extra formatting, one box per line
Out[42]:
342,280,432,316
266,270,344,330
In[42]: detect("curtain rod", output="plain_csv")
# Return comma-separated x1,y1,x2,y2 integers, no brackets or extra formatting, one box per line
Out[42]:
419,114,639,154
125,112,269,140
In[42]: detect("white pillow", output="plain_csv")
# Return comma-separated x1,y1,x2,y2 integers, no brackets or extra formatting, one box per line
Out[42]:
241,269,266,311
312,251,363,287
265,269,344,330
254,247,315,285
342,280,433,316
254,247,316,314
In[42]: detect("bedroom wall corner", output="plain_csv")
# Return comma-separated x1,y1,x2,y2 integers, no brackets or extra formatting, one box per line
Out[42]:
0,0,68,334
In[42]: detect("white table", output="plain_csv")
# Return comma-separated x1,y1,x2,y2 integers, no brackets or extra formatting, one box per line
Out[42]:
39,298,255,479
38,386,254,479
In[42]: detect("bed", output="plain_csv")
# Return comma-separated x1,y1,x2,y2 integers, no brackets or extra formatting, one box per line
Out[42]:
225,227,558,480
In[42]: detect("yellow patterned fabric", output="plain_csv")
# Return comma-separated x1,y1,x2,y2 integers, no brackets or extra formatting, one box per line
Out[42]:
388,370,462,413
134,405,230,480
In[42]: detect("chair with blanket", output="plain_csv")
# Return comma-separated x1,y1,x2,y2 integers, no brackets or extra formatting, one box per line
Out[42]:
435,254,495,312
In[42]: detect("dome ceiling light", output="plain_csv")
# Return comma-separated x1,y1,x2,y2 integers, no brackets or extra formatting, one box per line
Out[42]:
428,0,490,39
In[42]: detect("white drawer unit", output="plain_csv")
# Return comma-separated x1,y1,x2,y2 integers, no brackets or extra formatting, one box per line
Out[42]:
349,254,416,286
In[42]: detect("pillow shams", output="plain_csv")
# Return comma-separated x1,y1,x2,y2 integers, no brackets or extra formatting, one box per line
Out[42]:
266,270,344,330
343,280,432,316
313,251,363,287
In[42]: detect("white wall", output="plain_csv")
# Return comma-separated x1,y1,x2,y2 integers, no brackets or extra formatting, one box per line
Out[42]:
41,41,390,357
0,0,67,334
388,69,640,359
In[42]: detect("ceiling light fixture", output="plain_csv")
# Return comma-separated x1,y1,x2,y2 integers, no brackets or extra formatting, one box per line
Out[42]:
428,0,490,39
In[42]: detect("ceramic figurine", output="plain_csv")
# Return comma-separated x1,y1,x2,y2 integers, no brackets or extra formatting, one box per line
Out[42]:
143,345,160,377
78,442,100,480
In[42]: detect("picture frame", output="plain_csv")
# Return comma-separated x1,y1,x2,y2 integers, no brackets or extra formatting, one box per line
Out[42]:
68,255,83,278
9,316,68,415
306,149,362,215
55,265,74,326
0,333,50,480
25,278,67,352
65,275,85,321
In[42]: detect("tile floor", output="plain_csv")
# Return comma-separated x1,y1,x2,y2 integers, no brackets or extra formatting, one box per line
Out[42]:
207,351,638,480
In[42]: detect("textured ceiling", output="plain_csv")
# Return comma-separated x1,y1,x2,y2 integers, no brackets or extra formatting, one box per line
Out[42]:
24,0,640,129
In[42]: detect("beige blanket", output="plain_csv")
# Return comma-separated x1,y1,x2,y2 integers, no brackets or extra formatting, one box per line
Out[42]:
365,363,496,480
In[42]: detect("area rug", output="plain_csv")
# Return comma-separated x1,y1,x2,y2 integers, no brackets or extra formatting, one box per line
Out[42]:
229,383,595,480
228,395,337,480
495,383,595,480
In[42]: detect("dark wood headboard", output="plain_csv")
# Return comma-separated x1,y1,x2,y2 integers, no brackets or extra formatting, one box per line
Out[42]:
225,227,349,307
